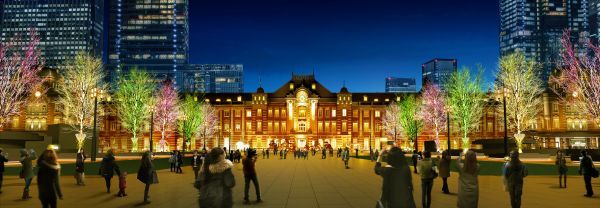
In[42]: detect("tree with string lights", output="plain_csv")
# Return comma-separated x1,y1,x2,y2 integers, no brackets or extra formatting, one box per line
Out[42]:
383,101,402,144
446,67,485,152
178,96,203,152
398,95,423,150
420,82,448,152
153,80,179,152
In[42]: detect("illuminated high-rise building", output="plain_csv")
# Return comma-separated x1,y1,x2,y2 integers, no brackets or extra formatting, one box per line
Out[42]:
422,58,457,90
385,77,416,93
107,0,189,87
183,64,244,93
0,0,104,69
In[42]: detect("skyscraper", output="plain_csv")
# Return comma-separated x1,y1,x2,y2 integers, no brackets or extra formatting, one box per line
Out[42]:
183,64,244,93
422,58,457,89
385,77,416,93
500,0,590,86
1,0,104,69
107,0,189,87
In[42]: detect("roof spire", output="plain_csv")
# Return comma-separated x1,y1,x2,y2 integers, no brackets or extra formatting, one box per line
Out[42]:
258,76,262,87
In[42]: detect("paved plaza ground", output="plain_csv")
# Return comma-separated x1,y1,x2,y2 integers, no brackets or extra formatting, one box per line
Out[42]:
1,155,599,208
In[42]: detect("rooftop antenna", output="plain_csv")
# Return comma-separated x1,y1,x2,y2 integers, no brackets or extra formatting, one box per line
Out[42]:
258,76,262,88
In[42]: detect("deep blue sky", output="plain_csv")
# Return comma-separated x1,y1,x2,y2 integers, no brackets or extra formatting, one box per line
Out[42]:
189,0,499,92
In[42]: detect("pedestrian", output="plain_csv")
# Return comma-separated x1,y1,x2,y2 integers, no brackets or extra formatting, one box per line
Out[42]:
75,149,86,185
374,147,416,208
0,148,8,194
504,150,528,208
192,150,203,179
262,149,266,159
36,149,63,208
330,148,334,157
370,149,374,161
418,151,436,208
117,171,127,197
304,150,308,160
243,149,262,204
555,150,567,188
342,147,350,169
412,150,419,174
138,151,158,203
169,151,176,172
579,150,597,197
235,150,241,163
355,148,359,158
19,148,36,200
99,149,120,193
284,149,288,159
279,149,283,159
322,148,326,159
194,147,235,208
374,149,379,161
176,151,184,173
337,148,341,158
438,150,451,194
457,150,479,208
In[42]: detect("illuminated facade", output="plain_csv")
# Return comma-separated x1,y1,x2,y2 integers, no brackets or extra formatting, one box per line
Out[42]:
0,0,104,69
107,0,189,88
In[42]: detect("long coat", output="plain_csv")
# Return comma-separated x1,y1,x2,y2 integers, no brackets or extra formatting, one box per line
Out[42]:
438,157,451,178
37,159,63,202
194,159,235,208
137,158,158,184
20,151,36,179
457,164,479,208
374,162,416,208
99,155,120,178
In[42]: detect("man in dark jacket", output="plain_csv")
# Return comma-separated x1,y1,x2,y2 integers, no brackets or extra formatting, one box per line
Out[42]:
191,150,203,179
99,149,121,193
579,150,596,197
412,150,420,174
243,149,261,204
322,148,327,159
0,148,7,194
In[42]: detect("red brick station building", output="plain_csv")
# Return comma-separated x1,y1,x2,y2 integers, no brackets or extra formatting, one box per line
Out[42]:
0,73,599,156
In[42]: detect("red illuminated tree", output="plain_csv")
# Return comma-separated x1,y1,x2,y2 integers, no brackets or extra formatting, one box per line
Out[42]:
153,80,179,152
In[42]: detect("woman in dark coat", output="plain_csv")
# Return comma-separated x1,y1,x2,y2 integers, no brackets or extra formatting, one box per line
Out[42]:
555,150,567,188
75,149,87,185
176,151,184,173
194,147,235,208
99,149,120,193
505,150,528,208
37,149,63,208
19,148,36,199
137,151,158,203
374,147,416,208
438,150,451,194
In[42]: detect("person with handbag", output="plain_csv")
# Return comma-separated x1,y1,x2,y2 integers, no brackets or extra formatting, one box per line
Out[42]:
457,150,479,208
374,147,416,208
0,148,8,194
579,150,597,197
19,148,36,200
555,150,568,188
418,151,436,208
504,150,528,208
137,151,158,204
194,147,235,208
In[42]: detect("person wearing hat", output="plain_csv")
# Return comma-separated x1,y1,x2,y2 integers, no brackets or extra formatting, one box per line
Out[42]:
242,148,262,204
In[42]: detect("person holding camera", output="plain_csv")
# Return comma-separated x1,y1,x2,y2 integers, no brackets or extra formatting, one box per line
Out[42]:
242,149,262,204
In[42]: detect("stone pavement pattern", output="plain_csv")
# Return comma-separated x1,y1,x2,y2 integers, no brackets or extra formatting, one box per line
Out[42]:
0,155,599,208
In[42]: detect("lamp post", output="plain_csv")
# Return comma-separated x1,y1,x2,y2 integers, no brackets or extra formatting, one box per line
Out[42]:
447,112,451,151
91,88,104,162
149,107,154,152
502,88,508,157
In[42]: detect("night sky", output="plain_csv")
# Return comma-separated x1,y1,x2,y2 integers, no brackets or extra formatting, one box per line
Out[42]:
189,0,500,92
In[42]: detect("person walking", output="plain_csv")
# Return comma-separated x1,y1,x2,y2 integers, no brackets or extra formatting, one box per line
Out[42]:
279,149,283,159
555,150,567,188
342,147,350,169
355,148,359,158
322,148,327,159
137,151,158,204
418,151,435,208
411,150,419,174
243,149,262,204
438,150,451,194
37,149,63,208
194,147,235,208
579,150,597,197
191,150,203,179
374,149,379,161
265,149,270,159
0,148,8,194
262,149,266,159
99,149,120,193
75,149,87,185
457,150,479,208
176,151,184,174
504,150,528,208
374,147,416,208
19,148,36,200
169,151,176,172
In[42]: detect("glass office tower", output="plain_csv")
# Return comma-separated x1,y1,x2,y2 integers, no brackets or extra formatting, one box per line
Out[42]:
183,64,244,93
1,0,104,69
385,77,416,93
107,0,189,87
422,58,457,90
500,0,589,87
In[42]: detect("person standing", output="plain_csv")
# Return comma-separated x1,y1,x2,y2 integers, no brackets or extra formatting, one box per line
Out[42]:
262,149,266,159
374,149,379,161
279,149,283,159
418,151,435,208
342,147,350,169
169,151,176,172
0,148,8,194
75,149,87,186
37,149,63,208
411,150,419,174
19,149,36,200
138,151,158,204
438,150,451,194
194,147,235,208
322,148,327,159
504,150,528,208
242,149,262,204
265,148,270,159
457,150,479,208
191,150,203,179
355,148,359,158
374,147,416,208
176,151,184,174
99,149,120,193
579,150,596,197
555,150,567,188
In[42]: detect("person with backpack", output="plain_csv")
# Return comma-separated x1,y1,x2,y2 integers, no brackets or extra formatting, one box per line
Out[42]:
579,150,597,197
504,150,528,208
374,147,416,208
418,151,436,208
555,150,568,188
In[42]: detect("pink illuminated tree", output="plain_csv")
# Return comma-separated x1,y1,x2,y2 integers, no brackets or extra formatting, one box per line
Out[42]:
198,103,218,150
153,80,179,152
420,82,448,152
0,30,44,129
551,31,600,123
